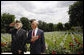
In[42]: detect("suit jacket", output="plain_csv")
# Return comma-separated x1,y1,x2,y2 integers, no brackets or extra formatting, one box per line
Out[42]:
10,28,27,52
25,29,45,54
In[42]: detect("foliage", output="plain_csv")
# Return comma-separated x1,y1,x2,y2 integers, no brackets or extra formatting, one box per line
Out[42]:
1,13,15,33
68,1,83,27
20,17,31,31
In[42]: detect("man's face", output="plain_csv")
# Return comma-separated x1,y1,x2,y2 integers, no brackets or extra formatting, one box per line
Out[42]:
31,21,37,29
15,23,21,29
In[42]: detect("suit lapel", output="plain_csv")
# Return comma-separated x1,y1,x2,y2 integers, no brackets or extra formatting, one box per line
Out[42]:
31,29,40,36
30,30,33,38
16,29,22,38
36,29,39,36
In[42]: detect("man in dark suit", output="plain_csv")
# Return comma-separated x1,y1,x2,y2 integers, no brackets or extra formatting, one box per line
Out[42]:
25,19,45,54
9,20,27,54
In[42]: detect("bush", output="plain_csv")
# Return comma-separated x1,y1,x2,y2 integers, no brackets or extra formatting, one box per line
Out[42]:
1,29,6,33
1,41,11,52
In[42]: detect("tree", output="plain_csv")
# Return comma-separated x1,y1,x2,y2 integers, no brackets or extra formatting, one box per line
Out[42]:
53,24,57,31
68,1,83,27
38,21,48,32
64,23,71,30
1,13,15,33
38,20,43,30
56,23,63,31
20,17,31,31
48,23,54,31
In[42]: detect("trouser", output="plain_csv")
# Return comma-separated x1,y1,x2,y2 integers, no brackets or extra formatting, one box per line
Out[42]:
30,49,41,54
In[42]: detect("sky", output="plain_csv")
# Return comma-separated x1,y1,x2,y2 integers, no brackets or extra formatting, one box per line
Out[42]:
1,1,76,24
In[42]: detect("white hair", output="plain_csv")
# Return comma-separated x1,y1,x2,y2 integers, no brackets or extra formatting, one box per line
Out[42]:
20,23,23,28
34,20,39,25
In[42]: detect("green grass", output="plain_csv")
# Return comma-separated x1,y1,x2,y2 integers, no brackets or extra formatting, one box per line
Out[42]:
56,34,65,46
72,34,83,44
1,34,11,43
1,31,83,53
64,34,73,49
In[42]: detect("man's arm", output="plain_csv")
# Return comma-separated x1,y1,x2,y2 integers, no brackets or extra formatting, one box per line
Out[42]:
8,22,16,34
41,31,46,53
9,22,16,27
25,30,39,44
19,30,27,50
25,31,32,44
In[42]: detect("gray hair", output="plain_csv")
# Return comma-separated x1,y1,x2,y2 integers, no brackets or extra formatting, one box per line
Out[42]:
19,22,23,28
34,21,39,25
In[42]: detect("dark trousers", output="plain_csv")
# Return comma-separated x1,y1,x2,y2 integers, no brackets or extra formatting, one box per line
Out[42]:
30,52,41,54
30,50,41,54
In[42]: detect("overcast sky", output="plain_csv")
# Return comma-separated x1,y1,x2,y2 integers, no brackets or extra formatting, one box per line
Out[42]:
1,1,76,24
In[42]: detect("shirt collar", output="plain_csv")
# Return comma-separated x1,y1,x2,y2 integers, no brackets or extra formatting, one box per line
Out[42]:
33,27,38,31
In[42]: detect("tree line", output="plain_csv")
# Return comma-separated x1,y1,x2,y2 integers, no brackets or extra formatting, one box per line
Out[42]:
1,1,83,33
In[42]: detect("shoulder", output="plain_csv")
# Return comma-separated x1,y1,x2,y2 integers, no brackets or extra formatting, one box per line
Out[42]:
28,30,32,33
12,29,17,32
21,29,26,33
38,29,44,33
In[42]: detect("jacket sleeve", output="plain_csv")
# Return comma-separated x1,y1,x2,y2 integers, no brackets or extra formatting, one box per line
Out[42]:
25,31,32,44
41,31,46,53
8,28,14,34
19,30,27,50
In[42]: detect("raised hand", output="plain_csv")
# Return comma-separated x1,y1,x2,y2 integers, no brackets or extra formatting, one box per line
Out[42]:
9,22,16,27
31,36,38,42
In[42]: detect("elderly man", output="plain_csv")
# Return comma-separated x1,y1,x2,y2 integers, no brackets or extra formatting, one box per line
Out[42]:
9,20,27,54
25,19,45,54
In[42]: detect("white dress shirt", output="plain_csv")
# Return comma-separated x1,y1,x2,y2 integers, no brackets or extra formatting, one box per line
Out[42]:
32,28,38,37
